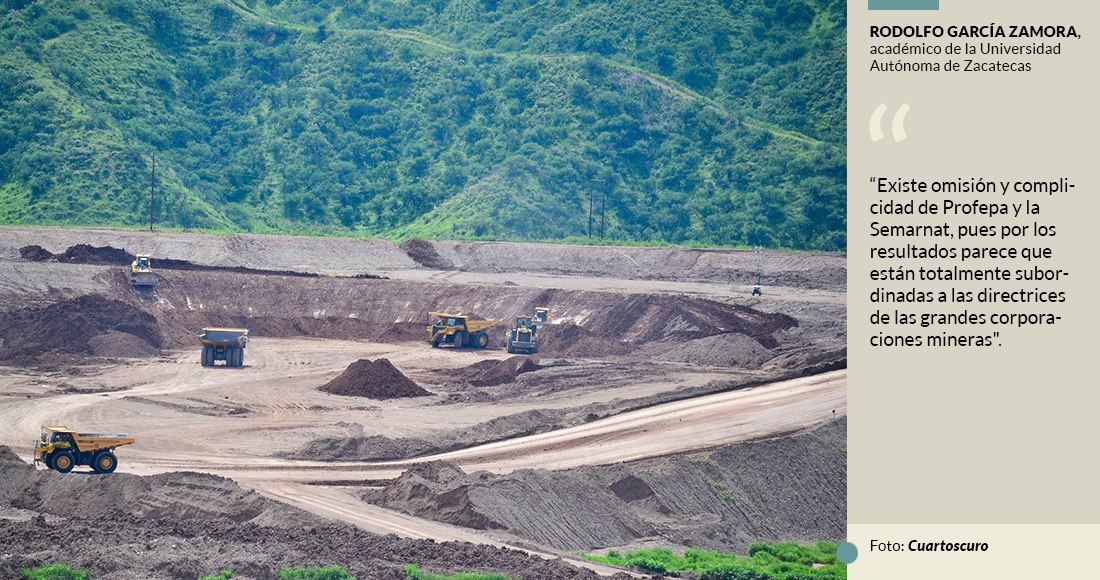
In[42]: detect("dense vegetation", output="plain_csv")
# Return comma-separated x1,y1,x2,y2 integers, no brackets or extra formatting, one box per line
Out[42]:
583,542,845,579
0,0,845,250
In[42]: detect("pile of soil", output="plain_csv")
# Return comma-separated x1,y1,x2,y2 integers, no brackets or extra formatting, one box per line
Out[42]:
286,434,436,462
0,295,163,363
400,238,453,270
0,447,614,580
373,461,506,530
56,244,133,265
320,358,431,399
652,333,775,368
462,356,541,387
366,418,847,552
152,256,322,278
87,330,162,358
18,245,53,261
580,293,797,348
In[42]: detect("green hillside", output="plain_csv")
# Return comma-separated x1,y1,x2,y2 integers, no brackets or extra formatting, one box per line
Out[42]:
0,0,846,250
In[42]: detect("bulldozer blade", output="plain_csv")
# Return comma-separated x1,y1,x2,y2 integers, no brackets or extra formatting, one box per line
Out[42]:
130,272,160,287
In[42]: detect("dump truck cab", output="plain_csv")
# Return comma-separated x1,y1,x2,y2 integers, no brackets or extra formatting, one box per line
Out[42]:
506,315,540,354
33,425,135,474
199,327,249,367
130,254,160,286
427,312,499,349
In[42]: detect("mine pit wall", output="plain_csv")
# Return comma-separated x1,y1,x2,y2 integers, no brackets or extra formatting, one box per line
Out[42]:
0,228,846,289
421,240,848,291
119,269,796,352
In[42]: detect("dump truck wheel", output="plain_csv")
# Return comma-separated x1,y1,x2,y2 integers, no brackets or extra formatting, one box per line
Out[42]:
475,332,489,348
52,451,75,473
93,451,117,474
226,347,236,367
237,349,245,367
431,338,440,348
201,346,212,367
453,331,466,348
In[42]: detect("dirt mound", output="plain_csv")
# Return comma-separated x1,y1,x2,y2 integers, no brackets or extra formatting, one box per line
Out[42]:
652,333,775,367
400,237,453,269
372,461,505,530
0,295,163,362
368,418,846,552
462,356,541,387
285,434,436,461
153,256,323,278
580,293,796,348
320,358,431,399
18,244,53,261
57,244,134,265
87,330,162,358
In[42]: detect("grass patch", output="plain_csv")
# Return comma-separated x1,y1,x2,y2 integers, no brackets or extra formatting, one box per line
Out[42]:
279,567,355,580
405,564,512,580
583,542,845,579
20,564,89,580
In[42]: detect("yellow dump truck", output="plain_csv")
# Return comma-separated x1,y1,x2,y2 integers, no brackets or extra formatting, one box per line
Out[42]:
33,425,135,474
199,327,249,367
427,312,500,349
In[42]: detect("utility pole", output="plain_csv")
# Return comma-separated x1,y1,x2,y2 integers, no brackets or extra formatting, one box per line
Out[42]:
149,154,156,232
599,179,606,240
588,182,594,239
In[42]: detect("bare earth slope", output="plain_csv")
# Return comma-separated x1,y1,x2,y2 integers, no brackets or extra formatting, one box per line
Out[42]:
368,418,846,552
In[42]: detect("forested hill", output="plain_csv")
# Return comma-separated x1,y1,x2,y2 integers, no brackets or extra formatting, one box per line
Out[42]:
0,0,846,250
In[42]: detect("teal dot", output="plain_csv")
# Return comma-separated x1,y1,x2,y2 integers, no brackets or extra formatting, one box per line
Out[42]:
836,542,858,564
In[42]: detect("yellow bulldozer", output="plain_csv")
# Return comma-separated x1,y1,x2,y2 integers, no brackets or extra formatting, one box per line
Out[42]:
427,312,500,349
130,254,160,287
32,425,135,474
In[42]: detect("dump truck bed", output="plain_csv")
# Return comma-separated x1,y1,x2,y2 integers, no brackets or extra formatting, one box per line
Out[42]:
71,433,136,452
465,319,501,332
199,327,250,347
426,312,501,332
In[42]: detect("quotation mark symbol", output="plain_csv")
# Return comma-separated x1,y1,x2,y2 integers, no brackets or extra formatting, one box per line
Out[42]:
870,103,910,143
